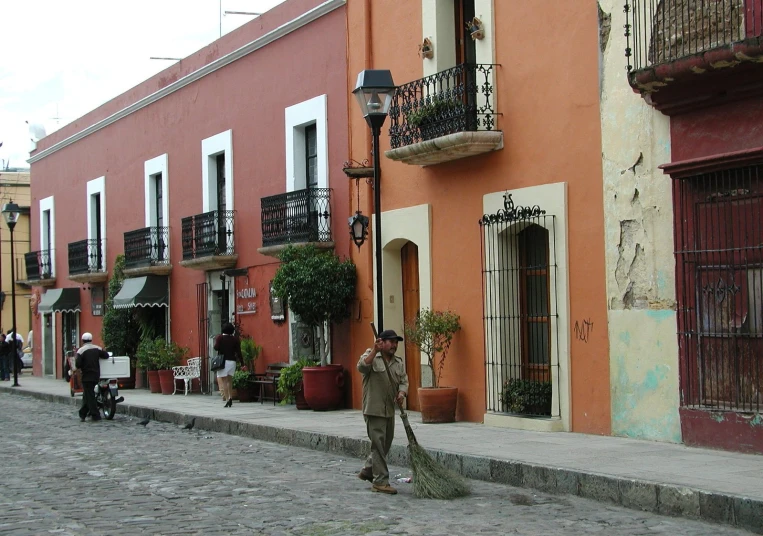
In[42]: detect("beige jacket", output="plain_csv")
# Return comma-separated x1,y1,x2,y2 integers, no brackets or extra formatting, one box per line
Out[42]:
357,349,409,418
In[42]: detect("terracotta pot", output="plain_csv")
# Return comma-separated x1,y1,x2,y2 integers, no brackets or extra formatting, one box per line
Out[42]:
418,387,458,423
147,370,161,393
302,364,344,411
237,384,255,402
295,381,310,410
158,369,175,395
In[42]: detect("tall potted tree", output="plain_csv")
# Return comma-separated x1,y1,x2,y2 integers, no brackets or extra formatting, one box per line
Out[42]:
404,308,461,423
102,255,140,387
272,245,356,411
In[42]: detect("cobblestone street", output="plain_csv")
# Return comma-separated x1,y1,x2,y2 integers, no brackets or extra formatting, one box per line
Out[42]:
0,394,754,535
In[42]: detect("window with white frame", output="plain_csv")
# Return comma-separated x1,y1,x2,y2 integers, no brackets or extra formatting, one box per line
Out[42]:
39,196,55,277
86,177,106,272
201,130,234,255
144,154,169,263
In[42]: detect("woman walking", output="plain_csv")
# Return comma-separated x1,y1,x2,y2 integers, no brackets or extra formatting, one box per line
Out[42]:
214,322,242,407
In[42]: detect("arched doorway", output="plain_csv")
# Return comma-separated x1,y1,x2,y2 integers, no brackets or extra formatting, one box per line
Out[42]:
401,241,421,410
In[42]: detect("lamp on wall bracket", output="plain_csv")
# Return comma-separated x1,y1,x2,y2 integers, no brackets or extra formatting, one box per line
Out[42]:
466,17,484,40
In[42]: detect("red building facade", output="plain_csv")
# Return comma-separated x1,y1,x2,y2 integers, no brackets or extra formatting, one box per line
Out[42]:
27,0,353,387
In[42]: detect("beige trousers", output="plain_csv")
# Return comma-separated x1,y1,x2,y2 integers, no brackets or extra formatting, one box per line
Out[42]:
363,414,395,485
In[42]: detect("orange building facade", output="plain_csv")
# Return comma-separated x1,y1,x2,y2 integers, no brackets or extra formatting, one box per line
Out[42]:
345,1,611,434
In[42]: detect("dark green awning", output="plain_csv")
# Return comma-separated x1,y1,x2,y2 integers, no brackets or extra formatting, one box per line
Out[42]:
38,288,81,313
113,276,168,309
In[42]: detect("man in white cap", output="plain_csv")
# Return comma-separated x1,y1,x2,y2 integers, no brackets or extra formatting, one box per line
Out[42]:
75,333,109,422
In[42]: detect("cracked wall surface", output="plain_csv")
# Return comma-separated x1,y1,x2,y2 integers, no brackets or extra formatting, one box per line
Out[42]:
599,0,681,442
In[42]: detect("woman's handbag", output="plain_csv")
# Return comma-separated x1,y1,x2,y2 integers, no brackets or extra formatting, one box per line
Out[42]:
210,353,225,371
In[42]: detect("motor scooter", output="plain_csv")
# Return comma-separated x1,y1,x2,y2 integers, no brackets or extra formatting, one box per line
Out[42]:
95,353,125,420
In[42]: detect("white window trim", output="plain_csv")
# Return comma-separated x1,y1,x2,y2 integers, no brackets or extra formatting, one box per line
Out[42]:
285,94,328,193
481,182,570,432
422,0,496,125
86,177,106,269
145,154,170,260
39,196,55,277
201,130,233,213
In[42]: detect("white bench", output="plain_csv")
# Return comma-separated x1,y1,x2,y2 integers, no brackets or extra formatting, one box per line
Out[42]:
172,357,202,395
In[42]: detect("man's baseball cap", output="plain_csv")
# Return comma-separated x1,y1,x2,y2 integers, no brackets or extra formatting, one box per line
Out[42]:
81,332,93,342
379,329,403,341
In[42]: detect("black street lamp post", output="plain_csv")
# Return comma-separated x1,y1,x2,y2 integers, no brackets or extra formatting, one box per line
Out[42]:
352,70,395,333
2,201,21,387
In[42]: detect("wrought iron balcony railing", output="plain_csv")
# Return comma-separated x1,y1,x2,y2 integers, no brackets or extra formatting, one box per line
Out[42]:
625,0,763,73
261,188,331,247
388,63,496,149
68,239,105,275
24,250,53,280
124,226,170,268
181,210,236,260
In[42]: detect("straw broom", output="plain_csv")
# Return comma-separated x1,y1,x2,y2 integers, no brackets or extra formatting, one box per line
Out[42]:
371,323,470,499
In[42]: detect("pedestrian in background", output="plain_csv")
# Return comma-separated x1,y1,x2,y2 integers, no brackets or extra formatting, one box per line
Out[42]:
214,322,242,408
357,329,408,495
0,333,10,381
75,333,109,422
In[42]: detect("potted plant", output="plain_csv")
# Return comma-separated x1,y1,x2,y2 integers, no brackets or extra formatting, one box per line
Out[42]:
405,96,463,141
466,16,484,40
404,308,461,423
500,378,552,415
152,339,187,395
277,357,318,409
233,336,262,402
232,367,256,402
135,337,161,393
272,245,355,411
102,254,141,388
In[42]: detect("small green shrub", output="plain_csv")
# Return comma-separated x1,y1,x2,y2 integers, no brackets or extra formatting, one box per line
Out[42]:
500,379,552,415
277,357,319,404
404,308,461,388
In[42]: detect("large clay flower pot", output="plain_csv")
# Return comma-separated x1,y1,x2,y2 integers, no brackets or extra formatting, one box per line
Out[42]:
158,369,175,395
302,364,344,411
147,370,161,393
295,381,310,410
418,386,458,423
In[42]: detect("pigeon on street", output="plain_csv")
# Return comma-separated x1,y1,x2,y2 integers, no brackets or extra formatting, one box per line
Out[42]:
183,418,196,430
137,418,150,426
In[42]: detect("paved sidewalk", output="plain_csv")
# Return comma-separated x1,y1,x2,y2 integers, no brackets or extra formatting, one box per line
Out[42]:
3,374,762,533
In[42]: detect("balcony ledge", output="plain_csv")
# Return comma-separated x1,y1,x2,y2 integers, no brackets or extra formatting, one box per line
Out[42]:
257,241,334,259
179,254,238,271
385,131,503,166
69,272,109,284
124,264,173,278
19,276,56,288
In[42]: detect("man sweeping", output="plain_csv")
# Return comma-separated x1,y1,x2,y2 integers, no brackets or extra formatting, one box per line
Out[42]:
357,329,408,495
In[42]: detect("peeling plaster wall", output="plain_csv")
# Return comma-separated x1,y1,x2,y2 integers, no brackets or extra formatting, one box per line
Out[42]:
599,0,681,442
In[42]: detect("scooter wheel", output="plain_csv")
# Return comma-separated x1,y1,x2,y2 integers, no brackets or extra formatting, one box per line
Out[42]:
102,390,117,420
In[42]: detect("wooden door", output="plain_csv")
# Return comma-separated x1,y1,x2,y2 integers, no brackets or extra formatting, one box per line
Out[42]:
401,242,421,410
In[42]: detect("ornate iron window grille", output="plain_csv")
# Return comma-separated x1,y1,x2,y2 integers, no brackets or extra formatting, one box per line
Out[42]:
479,194,560,417
124,226,170,268
389,63,497,149
68,239,105,275
674,165,763,413
24,249,53,280
260,188,332,247
624,0,758,73
181,210,236,260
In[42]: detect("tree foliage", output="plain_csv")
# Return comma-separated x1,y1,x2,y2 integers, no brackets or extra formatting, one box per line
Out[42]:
404,308,461,388
101,255,140,357
272,245,356,365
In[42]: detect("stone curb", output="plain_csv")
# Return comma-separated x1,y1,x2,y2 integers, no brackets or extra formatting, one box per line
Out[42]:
9,388,762,533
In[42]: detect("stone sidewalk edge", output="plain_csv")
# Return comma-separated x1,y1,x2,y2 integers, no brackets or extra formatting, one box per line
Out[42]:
10,387,762,533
